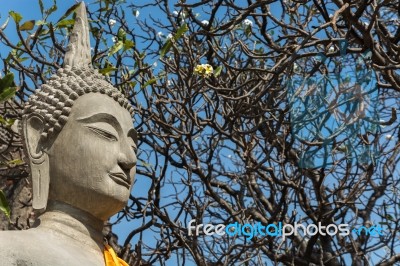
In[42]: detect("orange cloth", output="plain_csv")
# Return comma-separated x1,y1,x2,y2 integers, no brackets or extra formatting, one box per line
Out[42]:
104,244,129,266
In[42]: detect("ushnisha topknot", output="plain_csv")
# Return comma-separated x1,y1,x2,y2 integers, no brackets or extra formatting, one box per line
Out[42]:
23,66,134,141
23,2,134,142
64,1,91,68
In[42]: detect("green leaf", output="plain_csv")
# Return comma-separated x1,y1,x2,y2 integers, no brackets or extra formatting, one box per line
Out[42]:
0,115,15,127
175,23,188,40
57,3,80,23
128,81,137,89
0,88,16,102
245,26,252,37
17,57,29,63
214,66,223,77
0,73,15,92
108,41,123,56
99,66,118,75
6,159,24,166
386,214,394,221
19,20,35,31
0,74,16,102
123,40,134,51
9,11,22,24
160,24,188,57
160,40,173,57
142,78,157,88
0,190,10,219
117,28,126,41
0,116,6,125
56,19,75,28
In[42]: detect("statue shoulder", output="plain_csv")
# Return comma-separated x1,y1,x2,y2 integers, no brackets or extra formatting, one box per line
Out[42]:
0,230,41,265
0,229,105,266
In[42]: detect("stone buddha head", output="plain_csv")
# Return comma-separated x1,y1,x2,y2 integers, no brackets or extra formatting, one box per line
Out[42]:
21,3,137,221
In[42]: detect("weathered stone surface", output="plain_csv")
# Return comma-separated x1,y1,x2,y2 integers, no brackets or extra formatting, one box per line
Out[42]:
0,3,137,265
63,0,91,68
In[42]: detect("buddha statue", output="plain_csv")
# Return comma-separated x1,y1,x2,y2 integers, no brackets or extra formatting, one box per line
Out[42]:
0,3,136,266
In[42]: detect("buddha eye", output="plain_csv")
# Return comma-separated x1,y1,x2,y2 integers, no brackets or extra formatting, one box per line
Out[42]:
86,126,118,141
131,145,138,153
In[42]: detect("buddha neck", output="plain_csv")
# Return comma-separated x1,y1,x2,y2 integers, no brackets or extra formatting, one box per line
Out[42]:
34,200,104,253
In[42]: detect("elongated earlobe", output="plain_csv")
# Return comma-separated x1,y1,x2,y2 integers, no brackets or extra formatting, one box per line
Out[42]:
22,114,49,211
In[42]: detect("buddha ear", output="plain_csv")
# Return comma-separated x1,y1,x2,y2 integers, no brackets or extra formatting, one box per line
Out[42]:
22,113,49,211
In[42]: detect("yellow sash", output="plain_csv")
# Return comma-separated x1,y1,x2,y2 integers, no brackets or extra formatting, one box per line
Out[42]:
104,244,129,266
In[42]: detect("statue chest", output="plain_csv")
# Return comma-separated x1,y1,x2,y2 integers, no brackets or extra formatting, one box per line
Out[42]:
0,230,105,266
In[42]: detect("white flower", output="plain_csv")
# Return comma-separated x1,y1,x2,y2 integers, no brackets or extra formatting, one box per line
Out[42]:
172,11,179,17
293,63,299,72
166,33,174,40
112,36,118,43
201,20,209,26
108,18,116,27
243,19,253,27
134,10,140,18
194,64,213,77
167,80,173,87
385,134,393,140
157,31,163,38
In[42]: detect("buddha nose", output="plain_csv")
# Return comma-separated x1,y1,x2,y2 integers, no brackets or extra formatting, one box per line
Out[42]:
118,144,137,171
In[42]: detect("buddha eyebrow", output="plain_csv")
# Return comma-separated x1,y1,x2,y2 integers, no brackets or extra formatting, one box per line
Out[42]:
76,113,122,132
128,128,138,145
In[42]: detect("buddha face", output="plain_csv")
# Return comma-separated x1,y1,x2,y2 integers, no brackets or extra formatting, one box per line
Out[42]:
46,93,137,220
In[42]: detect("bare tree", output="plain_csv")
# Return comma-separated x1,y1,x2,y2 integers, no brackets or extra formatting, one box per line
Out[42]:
1,0,400,265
